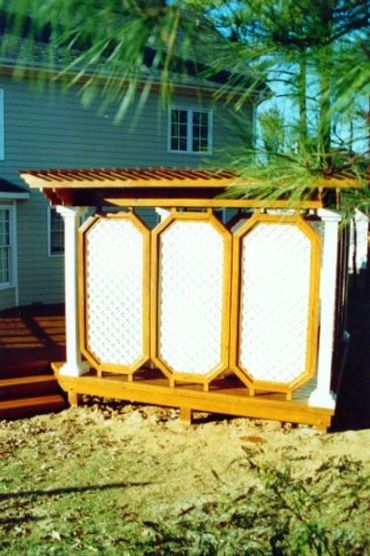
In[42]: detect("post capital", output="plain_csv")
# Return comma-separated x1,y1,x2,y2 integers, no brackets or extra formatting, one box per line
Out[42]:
56,205,88,220
155,207,171,222
317,208,341,223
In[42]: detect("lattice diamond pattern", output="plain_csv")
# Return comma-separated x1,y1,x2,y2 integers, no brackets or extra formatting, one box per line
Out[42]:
158,221,224,375
85,218,144,366
239,223,311,383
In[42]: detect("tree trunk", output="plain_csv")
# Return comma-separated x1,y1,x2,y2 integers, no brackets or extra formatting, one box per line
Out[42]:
298,49,308,147
318,2,333,168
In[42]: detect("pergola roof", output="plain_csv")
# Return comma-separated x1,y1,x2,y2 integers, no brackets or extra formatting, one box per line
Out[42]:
20,167,238,189
19,166,365,210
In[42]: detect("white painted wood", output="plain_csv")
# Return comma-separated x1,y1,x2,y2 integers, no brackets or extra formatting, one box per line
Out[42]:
0,202,15,290
85,217,145,366
349,209,368,273
239,223,312,384
158,220,225,376
12,201,19,307
167,106,213,155
57,205,89,377
155,208,170,223
309,209,341,409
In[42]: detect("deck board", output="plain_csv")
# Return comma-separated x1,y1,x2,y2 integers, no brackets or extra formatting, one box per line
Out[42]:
0,304,66,376
2,285,370,431
0,305,67,418
52,362,333,431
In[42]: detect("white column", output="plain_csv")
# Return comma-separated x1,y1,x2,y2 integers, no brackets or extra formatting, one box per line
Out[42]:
155,207,171,223
309,208,341,409
57,205,89,377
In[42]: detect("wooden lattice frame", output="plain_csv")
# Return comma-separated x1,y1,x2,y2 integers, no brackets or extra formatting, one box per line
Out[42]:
229,212,321,399
150,209,232,389
79,211,151,379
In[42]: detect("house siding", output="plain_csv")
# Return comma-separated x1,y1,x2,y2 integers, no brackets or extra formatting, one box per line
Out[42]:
0,200,17,310
0,286,16,309
0,76,254,309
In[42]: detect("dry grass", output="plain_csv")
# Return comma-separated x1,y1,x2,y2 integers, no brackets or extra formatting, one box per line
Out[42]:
1,399,370,555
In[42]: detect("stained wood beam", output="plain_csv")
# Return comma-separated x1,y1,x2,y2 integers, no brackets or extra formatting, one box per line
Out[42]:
103,198,322,209
53,363,333,431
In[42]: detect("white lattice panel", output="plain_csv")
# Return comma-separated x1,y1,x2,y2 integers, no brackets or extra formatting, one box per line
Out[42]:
85,218,145,366
158,221,225,376
239,223,311,383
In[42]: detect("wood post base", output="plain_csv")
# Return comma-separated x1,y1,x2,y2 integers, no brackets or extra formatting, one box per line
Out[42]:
180,407,192,424
68,391,83,406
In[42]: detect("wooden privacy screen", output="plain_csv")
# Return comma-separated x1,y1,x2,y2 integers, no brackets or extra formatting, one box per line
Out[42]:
230,213,321,396
79,212,150,378
79,210,321,397
151,211,232,388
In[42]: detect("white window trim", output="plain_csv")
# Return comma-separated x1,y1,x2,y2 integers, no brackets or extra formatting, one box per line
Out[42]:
167,107,213,155
0,89,4,161
0,202,16,290
47,206,64,257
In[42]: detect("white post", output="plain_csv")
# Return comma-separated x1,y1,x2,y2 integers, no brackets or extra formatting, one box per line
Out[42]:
309,208,341,409
155,207,171,223
57,205,89,377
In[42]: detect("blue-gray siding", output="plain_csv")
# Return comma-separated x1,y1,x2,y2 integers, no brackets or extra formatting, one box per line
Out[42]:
0,75,254,309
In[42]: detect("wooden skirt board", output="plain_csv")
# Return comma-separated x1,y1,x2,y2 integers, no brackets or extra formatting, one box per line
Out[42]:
52,363,333,431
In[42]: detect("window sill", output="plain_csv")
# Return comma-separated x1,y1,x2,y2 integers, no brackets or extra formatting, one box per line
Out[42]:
0,282,14,290
168,150,212,156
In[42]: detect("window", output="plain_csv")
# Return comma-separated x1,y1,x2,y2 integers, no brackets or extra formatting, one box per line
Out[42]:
0,206,12,286
0,89,4,160
169,108,212,154
48,207,64,255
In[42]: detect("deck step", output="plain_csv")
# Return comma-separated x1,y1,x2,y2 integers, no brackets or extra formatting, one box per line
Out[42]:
0,375,57,387
0,394,66,420
1,360,56,379
0,374,60,400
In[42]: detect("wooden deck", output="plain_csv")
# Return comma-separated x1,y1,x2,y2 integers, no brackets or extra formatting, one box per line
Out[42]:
0,304,66,374
53,363,333,430
2,279,370,430
0,304,67,419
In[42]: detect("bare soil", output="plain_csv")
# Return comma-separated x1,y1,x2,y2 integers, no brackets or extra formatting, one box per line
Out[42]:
1,400,370,554
0,278,370,554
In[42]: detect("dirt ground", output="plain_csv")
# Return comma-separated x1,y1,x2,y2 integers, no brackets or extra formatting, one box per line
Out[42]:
1,363,370,554
1,279,370,553
1,398,370,521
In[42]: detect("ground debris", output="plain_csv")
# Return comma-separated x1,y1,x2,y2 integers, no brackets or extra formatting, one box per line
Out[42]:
0,403,369,554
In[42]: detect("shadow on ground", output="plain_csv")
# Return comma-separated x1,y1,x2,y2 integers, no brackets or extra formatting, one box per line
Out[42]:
0,304,65,376
1,283,369,431
332,274,370,431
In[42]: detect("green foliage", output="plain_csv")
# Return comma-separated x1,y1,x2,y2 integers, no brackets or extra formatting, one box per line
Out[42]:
1,424,369,556
103,458,369,556
258,106,286,153
1,0,369,211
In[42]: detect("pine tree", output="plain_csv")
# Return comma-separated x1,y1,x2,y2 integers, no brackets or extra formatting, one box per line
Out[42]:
3,0,369,210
